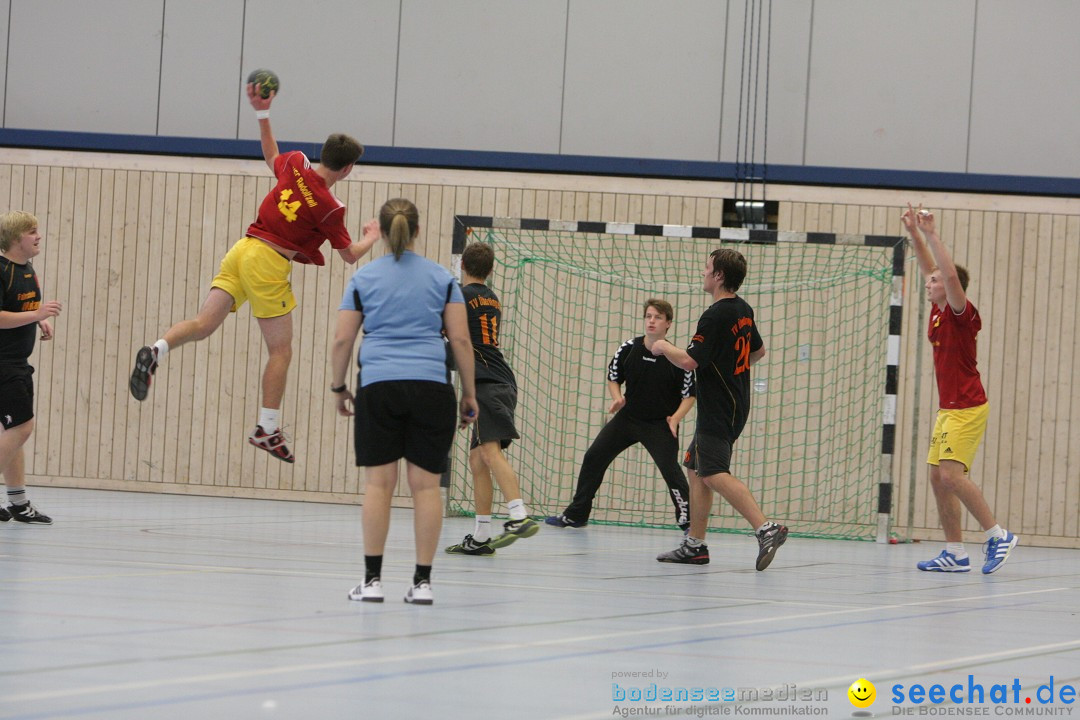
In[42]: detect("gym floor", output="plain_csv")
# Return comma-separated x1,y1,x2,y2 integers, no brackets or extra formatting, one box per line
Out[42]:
1,487,1077,720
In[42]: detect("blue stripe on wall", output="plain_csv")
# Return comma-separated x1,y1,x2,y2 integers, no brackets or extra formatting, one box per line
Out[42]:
1,127,1075,197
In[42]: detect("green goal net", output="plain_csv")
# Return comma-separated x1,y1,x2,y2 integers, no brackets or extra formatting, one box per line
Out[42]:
448,220,903,540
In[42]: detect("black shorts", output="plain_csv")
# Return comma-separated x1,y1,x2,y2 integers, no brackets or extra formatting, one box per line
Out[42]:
354,380,457,474
471,382,519,450
682,431,734,477
0,366,34,430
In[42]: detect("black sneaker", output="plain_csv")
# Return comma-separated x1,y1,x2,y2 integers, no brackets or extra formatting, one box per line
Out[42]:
129,346,158,401
657,539,709,564
445,534,495,556
9,503,52,525
755,522,788,571
489,518,539,548
0,506,10,522
544,514,588,528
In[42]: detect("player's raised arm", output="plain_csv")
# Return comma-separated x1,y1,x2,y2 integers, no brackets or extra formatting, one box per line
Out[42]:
247,81,278,171
917,210,967,313
901,203,935,277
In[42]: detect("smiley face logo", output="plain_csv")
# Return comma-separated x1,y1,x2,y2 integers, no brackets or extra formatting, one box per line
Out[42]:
848,678,876,708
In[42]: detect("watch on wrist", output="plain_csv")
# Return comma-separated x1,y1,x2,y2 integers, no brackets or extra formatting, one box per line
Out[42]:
330,384,347,394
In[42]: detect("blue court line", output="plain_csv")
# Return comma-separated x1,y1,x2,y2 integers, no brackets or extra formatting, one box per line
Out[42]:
4,600,1049,719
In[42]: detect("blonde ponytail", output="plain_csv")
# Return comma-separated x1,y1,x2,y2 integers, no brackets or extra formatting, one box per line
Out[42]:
378,198,420,261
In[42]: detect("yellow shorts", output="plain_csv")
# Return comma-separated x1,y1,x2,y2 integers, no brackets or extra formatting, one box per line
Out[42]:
211,236,296,319
927,402,989,471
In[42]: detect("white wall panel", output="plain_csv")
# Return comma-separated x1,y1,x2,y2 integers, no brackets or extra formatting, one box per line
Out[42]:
561,0,727,161
968,0,1080,178
158,0,245,138
804,0,976,172
720,0,811,166
0,0,9,126
394,0,567,152
238,0,400,146
6,0,164,134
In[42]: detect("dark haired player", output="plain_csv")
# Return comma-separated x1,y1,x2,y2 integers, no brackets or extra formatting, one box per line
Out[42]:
445,242,539,555
546,299,694,534
651,249,787,570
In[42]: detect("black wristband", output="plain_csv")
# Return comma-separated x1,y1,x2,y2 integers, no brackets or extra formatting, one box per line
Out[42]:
330,384,347,394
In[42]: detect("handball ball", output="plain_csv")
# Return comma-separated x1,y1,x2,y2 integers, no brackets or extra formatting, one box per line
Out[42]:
247,69,280,98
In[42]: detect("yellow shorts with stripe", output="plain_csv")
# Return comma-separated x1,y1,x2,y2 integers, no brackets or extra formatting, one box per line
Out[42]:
211,236,296,319
927,402,989,471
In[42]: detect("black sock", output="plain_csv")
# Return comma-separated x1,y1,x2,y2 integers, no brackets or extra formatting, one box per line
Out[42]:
413,564,431,585
364,555,383,583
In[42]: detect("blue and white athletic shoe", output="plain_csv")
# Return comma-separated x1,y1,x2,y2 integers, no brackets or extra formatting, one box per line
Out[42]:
917,550,971,572
982,532,1018,574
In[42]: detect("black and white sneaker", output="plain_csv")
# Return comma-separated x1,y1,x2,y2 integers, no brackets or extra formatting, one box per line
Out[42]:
755,522,788,571
445,534,496,555
656,539,710,565
129,346,158,401
9,503,52,525
0,506,10,522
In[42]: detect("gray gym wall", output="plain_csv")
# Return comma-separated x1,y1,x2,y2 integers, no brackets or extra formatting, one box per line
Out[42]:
1,0,1078,178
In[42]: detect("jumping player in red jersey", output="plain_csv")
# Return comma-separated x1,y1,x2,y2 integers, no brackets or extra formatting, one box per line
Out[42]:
650,248,787,571
902,204,1017,574
129,80,377,463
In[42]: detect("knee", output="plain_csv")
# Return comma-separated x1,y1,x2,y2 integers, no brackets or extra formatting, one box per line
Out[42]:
6,418,34,444
268,343,292,363
478,443,502,467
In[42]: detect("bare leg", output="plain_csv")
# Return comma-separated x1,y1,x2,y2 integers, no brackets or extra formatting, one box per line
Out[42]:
477,441,522,504
0,420,33,489
407,462,443,566
687,469,713,539
162,288,234,349
362,463,398,556
256,313,293,410
469,447,495,515
702,471,767,529
932,459,996,538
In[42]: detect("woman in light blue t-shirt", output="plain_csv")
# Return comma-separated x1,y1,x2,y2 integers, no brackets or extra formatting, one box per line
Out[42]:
330,198,477,606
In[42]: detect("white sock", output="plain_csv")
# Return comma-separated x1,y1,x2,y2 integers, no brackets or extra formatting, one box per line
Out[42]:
755,521,774,534
946,542,967,558
153,339,169,362
258,407,280,432
473,515,492,542
507,498,527,521
984,525,1006,541
685,536,704,547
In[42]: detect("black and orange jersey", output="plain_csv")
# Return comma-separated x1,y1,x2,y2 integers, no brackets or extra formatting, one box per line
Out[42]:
462,283,516,387
607,336,694,422
686,296,763,439
0,256,41,367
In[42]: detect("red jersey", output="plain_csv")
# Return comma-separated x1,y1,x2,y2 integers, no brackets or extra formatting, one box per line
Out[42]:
928,299,987,409
245,151,351,266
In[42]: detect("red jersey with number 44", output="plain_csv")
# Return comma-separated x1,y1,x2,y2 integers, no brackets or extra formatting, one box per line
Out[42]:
928,300,987,409
245,151,351,265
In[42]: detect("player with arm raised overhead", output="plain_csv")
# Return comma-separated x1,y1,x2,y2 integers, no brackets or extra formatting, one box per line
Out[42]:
650,249,787,571
546,299,694,536
129,77,377,464
901,204,1016,574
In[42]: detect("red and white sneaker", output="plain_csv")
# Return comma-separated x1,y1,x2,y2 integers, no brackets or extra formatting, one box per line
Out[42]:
248,425,294,463
129,346,158,401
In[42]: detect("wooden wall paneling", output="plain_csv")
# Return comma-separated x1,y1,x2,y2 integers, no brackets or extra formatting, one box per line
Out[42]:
1006,213,1037,533
93,169,118,480
1033,214,1059,536
0,164,11,206
74,168,101,479
1063,216,1080,540
186,174,218,489
986,212,1015,531
157,172,180,485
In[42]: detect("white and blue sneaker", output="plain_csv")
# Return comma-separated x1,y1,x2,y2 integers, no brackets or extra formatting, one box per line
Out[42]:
982,532,1018,574
917,550,971,572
